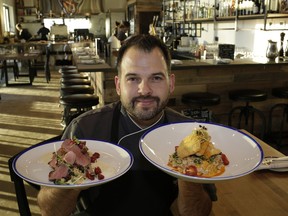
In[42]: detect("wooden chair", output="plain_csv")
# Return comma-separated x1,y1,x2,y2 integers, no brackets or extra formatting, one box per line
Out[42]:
0,60,19,81
8,135,62,216
30,44,51,83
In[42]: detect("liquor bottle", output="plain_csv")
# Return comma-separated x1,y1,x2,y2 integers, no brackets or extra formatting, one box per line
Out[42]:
279,32,285,59
252,0,260,14
269,0,279,13
260,0,265,14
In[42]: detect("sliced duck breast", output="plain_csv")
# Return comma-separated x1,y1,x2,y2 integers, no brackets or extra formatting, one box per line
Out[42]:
61,139,90,166
49,164,69,180
64,151,76,164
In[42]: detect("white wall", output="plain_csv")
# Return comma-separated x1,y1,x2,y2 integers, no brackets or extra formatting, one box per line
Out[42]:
198,18,288,58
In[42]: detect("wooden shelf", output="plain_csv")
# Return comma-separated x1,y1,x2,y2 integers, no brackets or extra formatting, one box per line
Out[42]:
162,0,288,34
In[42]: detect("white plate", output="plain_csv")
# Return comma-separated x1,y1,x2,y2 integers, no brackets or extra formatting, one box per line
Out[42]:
217,58,232,64
140,122,263,183
13,140,133,189
171,59,183,65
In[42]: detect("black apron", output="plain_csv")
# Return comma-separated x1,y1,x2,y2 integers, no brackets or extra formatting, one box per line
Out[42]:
86,104,177,216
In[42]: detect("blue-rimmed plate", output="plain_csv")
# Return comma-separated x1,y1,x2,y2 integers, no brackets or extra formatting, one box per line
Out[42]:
13,140,133,189
140,122,263,183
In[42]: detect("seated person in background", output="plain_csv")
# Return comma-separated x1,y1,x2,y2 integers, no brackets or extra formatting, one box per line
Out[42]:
15,23,32,42
37,23,50,40
37,34,214,216
116,21,130,44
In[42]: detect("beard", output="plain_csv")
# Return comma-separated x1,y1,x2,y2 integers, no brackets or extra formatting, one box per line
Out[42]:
122,95,169,121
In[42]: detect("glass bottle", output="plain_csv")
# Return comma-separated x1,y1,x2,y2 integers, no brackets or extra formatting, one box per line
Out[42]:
279,32,285,59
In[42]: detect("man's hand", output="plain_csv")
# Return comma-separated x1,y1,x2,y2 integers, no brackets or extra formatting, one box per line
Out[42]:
37,187,81,216
171,179,212,216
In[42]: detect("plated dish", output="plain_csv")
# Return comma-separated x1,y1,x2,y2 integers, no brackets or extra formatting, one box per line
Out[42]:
13,140,133,189
79,59,96,64
140,122,263,183
171,59,183,65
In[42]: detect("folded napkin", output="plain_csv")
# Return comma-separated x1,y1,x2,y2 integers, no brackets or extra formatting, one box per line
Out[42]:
80,59,95,64
76,51,87,55
95,59,105,64
216,58,232,64
29,50,40,54
171,59,183,65
78,55,90,59
257,157,288,170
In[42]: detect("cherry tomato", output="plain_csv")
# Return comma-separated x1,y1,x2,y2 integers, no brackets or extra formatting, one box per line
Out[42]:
86,171,95,180
221,153,230,165
94,166,102,175
185,165,197,176
91,152,100,162
97,173,105,180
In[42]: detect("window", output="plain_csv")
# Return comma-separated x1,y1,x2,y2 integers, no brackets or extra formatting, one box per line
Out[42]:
3,4,15,34
43,18,92,33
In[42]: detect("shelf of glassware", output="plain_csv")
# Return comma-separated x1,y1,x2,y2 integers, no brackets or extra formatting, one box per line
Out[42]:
162,0,288,31
186,13,288,23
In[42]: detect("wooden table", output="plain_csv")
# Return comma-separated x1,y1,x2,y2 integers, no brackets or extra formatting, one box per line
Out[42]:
212,130,288,216
76,61,113,73
0,51,41,86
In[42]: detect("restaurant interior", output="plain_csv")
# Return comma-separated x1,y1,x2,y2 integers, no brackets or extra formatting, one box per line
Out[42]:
1,0,288,215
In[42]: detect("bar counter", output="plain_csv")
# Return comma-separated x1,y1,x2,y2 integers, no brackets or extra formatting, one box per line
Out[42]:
87,56,288,131
170,58,288,129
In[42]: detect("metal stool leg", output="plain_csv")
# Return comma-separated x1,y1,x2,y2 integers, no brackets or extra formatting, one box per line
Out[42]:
229,105,266,139
251,107,266,140
228,106,243,126
268,103,288,149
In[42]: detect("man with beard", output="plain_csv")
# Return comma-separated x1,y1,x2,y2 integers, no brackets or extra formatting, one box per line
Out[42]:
37,34,214,216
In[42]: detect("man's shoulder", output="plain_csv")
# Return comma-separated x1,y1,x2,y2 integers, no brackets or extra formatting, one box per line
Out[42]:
64,102,119,139
75,102,118,122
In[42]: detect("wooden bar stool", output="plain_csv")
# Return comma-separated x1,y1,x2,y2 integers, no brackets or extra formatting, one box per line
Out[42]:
228,89,267,139
61,65,77,70
181,92,220,122
60,85,94,96
267,87,288,149
59,68,79,74
59,94,99,126
61,73,89,79
61,78,91,86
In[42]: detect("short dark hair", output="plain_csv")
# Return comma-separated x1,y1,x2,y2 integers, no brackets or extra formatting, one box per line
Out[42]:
16,23,22,29
122,21,130,27
116,34,171,75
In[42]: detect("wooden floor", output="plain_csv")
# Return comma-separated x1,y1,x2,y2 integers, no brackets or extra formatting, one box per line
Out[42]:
0,69,63,215
0,67,287,215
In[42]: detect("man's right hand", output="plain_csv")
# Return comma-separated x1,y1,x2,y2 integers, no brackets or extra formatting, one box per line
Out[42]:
37,187,81,216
